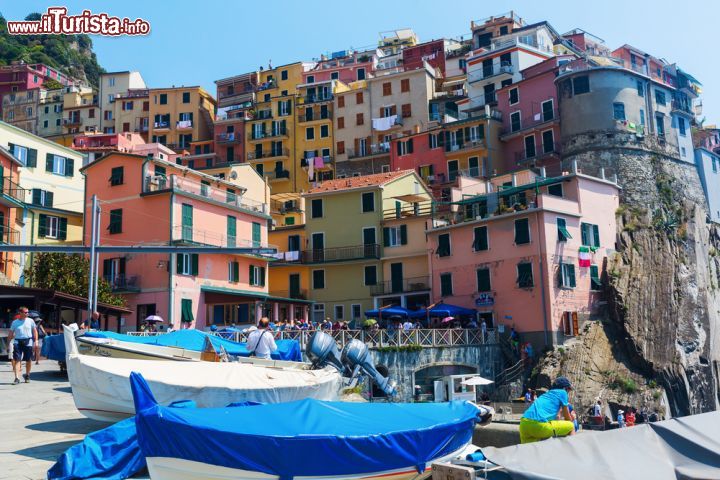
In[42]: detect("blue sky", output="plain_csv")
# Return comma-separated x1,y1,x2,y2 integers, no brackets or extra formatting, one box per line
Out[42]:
3,0,718,123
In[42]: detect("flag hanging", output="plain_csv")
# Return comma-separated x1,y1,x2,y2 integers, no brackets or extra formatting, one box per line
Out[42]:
578,246,591,267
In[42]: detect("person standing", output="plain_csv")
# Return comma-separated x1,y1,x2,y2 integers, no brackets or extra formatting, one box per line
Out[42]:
617,410,626,428
246,317,277,360
481,319,487,341
593,399,603,418
8,307,37,384
518,377,576,443
32,316,46,365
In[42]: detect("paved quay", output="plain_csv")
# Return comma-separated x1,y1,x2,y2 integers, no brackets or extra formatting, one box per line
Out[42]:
0,360,109,480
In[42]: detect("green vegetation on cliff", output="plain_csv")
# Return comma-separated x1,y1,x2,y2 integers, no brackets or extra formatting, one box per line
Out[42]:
0,12,104,87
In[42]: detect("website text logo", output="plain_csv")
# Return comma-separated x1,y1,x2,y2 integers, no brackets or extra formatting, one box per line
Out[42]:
7,7,150,36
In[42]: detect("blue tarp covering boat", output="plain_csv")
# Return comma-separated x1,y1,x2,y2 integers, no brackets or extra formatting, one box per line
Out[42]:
41,334,67,361
83,329,302,361
130,372,480,479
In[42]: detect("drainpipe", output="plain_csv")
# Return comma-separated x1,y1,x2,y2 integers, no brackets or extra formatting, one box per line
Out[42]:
24,208,34,286
168,189,175,328
535,210,550,346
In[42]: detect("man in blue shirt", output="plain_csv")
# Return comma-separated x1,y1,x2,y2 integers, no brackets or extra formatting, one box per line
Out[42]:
519,376,576,443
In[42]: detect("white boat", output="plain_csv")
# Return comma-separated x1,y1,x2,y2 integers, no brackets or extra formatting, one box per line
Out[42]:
76,334,203,361
63,326,342,422
131,372,486,480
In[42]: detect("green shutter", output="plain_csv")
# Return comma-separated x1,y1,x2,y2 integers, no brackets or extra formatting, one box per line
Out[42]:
45,191,54,207
477,268,491,292
252,222,261,247
311,199,322,218
395,201,401,218
38,214,47,238
518,263,533,288
103,258,112,278
232,262,240,282
568,264,576,288
383,227,390,247
32,189,41,205
46,153,53,172
259,267,266,286
590,265,602,290
441,273,452,296
515,218,530,244
581,223,589,246
181,298,194,322
227,216,236,247
182,204,193,241
408,138,414,153
65,158,74,177
177,253,185,273
474,226,488,251
557,218,571,242
191,254,199,276
438,233,451,256
400,224,408,245
58,217,68,240
27,148,37,167
592,224,600,247
249,265,255,285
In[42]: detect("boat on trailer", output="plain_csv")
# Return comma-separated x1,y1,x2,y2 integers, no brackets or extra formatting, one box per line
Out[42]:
130,372,486,480
63,326,342,422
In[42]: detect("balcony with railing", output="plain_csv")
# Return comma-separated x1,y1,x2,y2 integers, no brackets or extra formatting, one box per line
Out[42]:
143,174,269,215
275,243,380,264
248,109,273,121
171,224,275,250
176,120,193,130
445,137,487,154
369,276,431,296
247,148,290,161
468,63,513,84
63,117,81,126
300,93,334,104
346,143,391,160
382,200,433,220
271,289,309,301
0,176,26,206
515,142,560,164
104,274,141,293
298,107,333,123
153,121,170,130
300,156,332,169
0,224,20,245
501,108,558,138
265,169,291,183
216,132,240,143
486,35,552,55
671,97,694,116
248,126,287,140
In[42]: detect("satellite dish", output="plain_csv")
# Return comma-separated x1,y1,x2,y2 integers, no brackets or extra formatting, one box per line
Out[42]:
229,171,238,180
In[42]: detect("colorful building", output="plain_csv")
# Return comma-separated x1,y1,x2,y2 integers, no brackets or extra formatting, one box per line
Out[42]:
427,167,619,346
148,86,216,151
70,132,147,164
37,88,64,138
0,145,26,282
271,170,426,325
302,50,374,85
1,88,39,135
63,85,100,135
0,120,85,284
98,71,147,134
495,55,574,173
0,63,77,95
112,89,150,139
81,151,286,331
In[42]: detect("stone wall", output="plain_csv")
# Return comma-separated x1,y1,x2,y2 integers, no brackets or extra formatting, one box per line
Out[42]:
369,344,503,402
563,131,720,415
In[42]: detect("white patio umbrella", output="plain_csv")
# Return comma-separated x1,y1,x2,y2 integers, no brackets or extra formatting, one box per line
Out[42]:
461,376,494,386
145,315,164,323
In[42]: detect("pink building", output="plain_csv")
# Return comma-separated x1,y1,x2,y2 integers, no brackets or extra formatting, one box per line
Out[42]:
81,152,291,331
72,132,147,163
495,55,575,173
389,128,447,187
427,168,619,347
0,63,76,95
302,51,374,84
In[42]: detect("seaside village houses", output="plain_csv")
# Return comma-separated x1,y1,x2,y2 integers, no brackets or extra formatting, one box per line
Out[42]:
0,10,707,357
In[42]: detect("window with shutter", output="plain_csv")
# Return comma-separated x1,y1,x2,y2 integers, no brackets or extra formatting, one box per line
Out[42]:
338,95,345,108
356,113,364,125
590,265,602,290
27,148,37,167
517,262,534,288
38,214,47,237
476,268,491,292
382,82,392,96
180,298,194,322
437,233,451,257
514,218,530,244
560,263,576,288
356,92,363,104
440,273,453,296
227,216,236,247
312,269,325,289
399,224,407,245
337,117,345,129
108,209,122,234
401,104,412,118
580,223,600,247
311,199,323,218
361,192,375,212
181,204,193,241
473,226,488,251
364,265,377,285
557,218,571,242
252,222,261,247
110,166,124,186
58,217,68,240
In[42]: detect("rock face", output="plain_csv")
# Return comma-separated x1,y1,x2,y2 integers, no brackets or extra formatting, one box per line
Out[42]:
561,132,720,416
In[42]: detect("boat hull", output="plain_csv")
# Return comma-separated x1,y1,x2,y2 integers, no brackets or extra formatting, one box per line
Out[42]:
63,328,342,422
145,448,464,480
77,337,200,361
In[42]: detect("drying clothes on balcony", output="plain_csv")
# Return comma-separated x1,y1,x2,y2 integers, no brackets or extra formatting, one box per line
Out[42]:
284,251,300,261
314,157,325,168
372,115,397,131
177,120,192,129
308,159,314,180
578,246,592,268
534,113,542,121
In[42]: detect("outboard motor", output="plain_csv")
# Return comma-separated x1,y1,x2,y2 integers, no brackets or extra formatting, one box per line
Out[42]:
305,331,345,373
342,339,397,397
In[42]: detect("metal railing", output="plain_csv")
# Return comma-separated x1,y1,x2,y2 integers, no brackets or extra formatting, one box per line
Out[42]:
153,121,170,129
104,274,141,292
143,174,268,214
298,109,333,123
300,156,332,168
468,64,513,83
271,289,309,300
444,137,486,153
0,225,20,245
249,109,273,121
514,142,561,163
346,143,391,159
127,328,499,349
247,148,289,160
300,243,380,263
381,200,432,219
63,117,81,126
249,127,287,140
265,170,291,181
501,108,558,136
369,276,431,296
301,94,334,104
1,176,26,203
171,224,275,249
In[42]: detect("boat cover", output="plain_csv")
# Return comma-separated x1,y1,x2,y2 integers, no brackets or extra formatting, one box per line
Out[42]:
41,334,67,361
46,416,144,480
130,372,479,479
481,411,720,480
85,329,302,361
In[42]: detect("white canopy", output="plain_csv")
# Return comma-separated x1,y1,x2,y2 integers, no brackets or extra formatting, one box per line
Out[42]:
461,376,494,386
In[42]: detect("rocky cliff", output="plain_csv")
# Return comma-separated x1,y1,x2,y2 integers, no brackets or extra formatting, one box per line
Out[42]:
547,132,720,416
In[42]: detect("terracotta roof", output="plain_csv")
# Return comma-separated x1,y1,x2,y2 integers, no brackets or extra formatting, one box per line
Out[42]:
306,170,415,194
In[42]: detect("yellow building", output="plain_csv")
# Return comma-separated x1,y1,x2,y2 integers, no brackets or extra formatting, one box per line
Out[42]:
148,86,216,151
295,79,350,189
443,115,504,180
268,223,310,322
271,169,431,326
63,85,100,134
112,89,150,138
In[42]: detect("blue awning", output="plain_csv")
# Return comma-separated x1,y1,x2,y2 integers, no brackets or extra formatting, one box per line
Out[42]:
425,303,477,317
